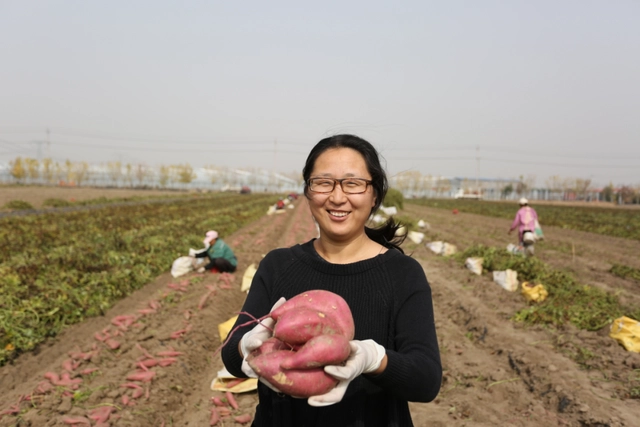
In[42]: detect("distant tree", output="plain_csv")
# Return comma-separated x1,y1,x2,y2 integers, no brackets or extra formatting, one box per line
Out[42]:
618,186,636,205
158,165,171,188
176,164,196,186
74,162,90,186
124,163,134,187
54,161,63,183
135,163,150,187
545,175,564,196
9,157,27,183
502,183,514,198
515,174,535,196
601,183,614,202
107,161,122,186
434,177,451,196
574,178,592,200
64,160,75,184
41,158,54,183
24,158,40,182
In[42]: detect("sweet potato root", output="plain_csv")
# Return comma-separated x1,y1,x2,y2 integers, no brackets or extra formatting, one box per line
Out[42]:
273,307,342,345
244,290,356,398
247,350,339,397
279,334,350,369
271,290,355,340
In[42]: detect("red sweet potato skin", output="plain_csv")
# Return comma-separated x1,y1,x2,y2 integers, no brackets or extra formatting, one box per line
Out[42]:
271,290,355,340
279,334,351,369
247,290,355,398
247,350,339,397
273,307,342,345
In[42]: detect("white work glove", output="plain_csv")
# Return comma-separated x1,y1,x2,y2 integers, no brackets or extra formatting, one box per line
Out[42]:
308,339,386,407
240,298,286,382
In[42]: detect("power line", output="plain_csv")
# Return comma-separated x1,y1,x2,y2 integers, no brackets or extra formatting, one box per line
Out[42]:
0,126,305,146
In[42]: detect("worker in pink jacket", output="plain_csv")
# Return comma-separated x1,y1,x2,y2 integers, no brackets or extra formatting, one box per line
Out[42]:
508,198,538,246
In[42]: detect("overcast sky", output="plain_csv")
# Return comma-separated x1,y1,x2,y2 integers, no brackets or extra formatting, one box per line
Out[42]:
1,1,638,187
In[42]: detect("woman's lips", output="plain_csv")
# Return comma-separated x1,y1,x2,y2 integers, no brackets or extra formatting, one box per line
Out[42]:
328,210,349,220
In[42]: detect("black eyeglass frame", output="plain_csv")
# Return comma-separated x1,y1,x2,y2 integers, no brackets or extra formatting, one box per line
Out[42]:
307,177,373,194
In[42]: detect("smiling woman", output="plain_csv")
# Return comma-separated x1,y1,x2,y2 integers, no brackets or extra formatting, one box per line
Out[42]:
221,134,442,427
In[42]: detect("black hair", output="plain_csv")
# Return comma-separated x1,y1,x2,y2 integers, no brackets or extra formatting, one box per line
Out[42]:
302,134,406,253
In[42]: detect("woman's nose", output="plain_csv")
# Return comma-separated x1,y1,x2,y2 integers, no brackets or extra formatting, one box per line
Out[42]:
328,184,348,202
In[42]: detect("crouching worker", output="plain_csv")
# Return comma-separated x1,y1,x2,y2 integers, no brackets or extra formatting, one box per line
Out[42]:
191,230,237,273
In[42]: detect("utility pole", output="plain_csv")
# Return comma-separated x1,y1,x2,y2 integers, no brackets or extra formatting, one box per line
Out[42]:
47,127,51,158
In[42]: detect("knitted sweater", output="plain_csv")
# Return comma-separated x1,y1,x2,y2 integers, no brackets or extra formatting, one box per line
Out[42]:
220,239,441,427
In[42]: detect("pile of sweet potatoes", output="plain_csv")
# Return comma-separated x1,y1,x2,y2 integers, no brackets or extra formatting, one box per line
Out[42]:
246,290,354,398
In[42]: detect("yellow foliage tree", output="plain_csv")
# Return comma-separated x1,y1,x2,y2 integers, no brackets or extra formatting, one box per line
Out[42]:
159,165,171,188
9,157,27,182
176,164,196,185
42,158,54,183
74,162,90,186
24,158,40,182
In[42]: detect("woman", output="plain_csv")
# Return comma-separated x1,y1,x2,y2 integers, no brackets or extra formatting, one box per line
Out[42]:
508,198,539,256
192,230,237,273
221,134,441,426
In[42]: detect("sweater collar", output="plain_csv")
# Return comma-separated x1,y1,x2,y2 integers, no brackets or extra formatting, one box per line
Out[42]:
291,239,398,275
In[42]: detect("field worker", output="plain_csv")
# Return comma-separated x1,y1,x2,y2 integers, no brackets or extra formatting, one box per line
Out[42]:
508,198,539,248
191,230,237,273
221,134,442,427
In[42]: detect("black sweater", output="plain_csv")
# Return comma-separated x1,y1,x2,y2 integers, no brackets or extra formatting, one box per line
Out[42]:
221,239,441,427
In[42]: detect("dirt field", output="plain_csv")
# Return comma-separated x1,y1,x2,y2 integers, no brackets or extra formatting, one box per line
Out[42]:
1,191,639,426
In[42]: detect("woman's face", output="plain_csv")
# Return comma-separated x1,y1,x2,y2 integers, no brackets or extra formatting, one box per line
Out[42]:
307,147,376,243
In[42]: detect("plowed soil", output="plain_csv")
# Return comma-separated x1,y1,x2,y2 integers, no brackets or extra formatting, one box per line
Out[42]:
1,192,639,426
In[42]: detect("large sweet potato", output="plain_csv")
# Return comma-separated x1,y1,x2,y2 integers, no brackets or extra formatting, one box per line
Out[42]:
247,290,354,398
279,334,351,369
271,290,355,340
273,307,342,345
247,349,339,398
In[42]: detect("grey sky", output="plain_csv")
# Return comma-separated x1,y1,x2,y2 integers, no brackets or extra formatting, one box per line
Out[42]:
1,1,638,187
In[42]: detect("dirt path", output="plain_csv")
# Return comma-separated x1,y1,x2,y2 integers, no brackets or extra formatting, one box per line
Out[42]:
1,199,639,426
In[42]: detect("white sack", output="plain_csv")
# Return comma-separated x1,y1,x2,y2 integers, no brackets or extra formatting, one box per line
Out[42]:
407,231,425,244
171,256,194,278
493,269,519,292
465,257,483,275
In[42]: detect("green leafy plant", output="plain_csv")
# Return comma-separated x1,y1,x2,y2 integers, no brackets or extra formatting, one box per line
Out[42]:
43,198,73,208
384,188,404,210
409,198,640,241
3,200,34,210
454,244,631,331
0,193,273,366
610,264,640,282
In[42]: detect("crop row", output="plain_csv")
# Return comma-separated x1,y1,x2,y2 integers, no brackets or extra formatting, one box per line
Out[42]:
408,198,640,240
451,245,640,331
0,193,273,366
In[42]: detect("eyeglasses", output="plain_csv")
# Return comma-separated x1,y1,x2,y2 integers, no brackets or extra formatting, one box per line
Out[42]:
307,177,373,194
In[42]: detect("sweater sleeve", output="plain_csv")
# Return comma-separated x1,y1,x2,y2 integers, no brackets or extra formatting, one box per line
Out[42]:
367,259,442,402
510,209,522,231
220,252,276,378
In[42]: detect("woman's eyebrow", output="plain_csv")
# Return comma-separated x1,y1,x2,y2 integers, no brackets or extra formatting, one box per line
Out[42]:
312,172,359,177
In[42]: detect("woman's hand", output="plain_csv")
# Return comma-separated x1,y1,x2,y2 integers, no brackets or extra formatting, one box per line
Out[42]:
240,297,286,378
307,339,386,407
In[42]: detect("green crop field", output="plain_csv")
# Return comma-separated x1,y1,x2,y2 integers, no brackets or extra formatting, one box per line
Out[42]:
0,193,272,366
408,198,640,240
